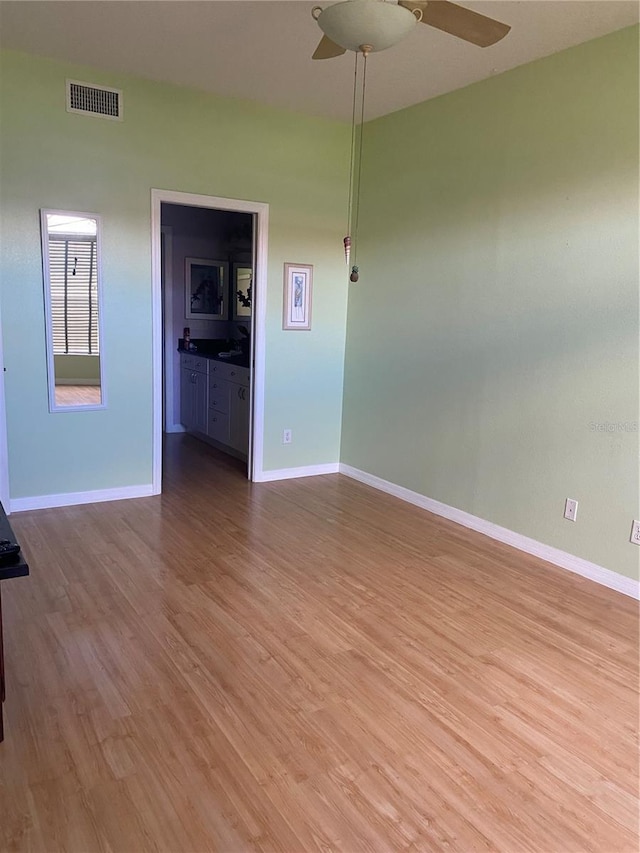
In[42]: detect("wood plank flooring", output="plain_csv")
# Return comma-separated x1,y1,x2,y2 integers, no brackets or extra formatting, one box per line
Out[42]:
1,434,638,852
54,385,102,407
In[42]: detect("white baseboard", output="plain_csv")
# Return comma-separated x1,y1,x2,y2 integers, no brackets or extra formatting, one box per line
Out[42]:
10,483,156,513
254,462,340,483
339,464,639,600
165,423,186,434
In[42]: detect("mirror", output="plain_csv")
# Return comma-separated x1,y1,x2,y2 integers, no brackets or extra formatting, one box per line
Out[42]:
233,264,252,320
185,257,228,320
40,210,105,411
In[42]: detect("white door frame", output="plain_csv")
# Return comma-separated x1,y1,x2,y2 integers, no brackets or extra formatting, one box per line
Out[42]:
0,300,10,510
161,225,183,434
150,189,268,493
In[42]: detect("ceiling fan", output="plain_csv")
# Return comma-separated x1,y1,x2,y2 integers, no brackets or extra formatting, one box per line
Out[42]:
311,0,511,59
312,1,511,281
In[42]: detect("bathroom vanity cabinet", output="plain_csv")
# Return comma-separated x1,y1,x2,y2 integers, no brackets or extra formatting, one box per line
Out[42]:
180,352,250,459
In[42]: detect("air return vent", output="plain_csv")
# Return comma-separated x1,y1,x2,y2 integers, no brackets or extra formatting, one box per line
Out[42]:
66,80,123,120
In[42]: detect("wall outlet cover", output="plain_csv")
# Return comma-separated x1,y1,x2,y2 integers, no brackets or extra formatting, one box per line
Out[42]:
282,429,292,445
564,498,578,522
630,520,640,545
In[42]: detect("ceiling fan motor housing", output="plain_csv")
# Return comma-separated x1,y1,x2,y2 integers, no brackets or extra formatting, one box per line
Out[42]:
317,0,418,53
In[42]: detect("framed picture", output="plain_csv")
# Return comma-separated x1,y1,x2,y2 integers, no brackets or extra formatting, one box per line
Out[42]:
283,263,313,331
185,258,228,320
232,263,252,320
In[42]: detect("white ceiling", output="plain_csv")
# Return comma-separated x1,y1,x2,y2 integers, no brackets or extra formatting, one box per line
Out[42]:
0,0,638,121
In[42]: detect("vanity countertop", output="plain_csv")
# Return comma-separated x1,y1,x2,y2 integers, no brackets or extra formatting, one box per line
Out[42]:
178,346,250,369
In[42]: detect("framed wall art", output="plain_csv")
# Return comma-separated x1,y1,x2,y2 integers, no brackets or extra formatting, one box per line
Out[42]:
185,258,228,320
283,263,313,331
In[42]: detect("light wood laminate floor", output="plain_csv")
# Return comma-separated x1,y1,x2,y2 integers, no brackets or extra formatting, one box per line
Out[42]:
1,435,638,852
54,385,102,407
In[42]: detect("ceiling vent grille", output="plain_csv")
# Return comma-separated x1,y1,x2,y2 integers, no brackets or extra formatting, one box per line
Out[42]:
66,80,123,120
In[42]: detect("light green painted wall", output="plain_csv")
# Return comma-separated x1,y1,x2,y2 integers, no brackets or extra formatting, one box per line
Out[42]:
54,355,101,383
342,27,639,579
0,50,349,497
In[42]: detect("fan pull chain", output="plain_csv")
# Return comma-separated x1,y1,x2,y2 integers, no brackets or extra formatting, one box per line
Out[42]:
350,46,369,283
344,51,360,270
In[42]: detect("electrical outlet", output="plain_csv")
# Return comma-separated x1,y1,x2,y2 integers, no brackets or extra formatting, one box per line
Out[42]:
282,429,292,445
630,520,640,545
564,498,578,522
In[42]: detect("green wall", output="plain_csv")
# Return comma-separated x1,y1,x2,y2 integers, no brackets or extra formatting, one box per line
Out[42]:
341,26,639,579
0,50,349,497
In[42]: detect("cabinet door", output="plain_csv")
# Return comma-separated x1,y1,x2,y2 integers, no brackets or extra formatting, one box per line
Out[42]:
180,368,193,428
229,384,250,455
193,372,207,434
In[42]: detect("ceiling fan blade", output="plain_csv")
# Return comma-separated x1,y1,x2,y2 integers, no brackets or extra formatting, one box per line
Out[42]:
399,1,510,47
312,35,347,60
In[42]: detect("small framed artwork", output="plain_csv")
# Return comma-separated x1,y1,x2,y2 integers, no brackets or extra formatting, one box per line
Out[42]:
185,258,228,320
283,263,313,331
232,263,252,320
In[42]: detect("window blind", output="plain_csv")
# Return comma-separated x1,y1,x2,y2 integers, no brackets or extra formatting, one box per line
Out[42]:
48,236,99,355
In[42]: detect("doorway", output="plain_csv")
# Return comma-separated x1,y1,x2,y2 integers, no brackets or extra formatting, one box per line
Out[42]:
151,190,269,495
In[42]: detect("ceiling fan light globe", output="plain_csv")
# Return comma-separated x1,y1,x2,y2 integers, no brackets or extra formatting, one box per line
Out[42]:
317,0,417,53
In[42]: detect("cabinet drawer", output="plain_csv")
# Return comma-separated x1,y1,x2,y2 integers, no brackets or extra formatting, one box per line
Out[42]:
208,379,230,415
180,353,208,374
207,409,230,444
209,360,250,385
